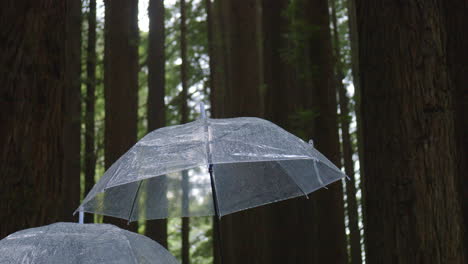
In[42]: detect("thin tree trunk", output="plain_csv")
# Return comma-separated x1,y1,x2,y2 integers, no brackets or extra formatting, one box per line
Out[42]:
180,0,190,262
146,0,167,247
0,0,67,238
337,81,362,264
304,0,348,262
356,0,465,262
103,0,139,231
62,0,82,223
330,0,362,262
347,0,366,257
205,1,220,263
84,0,97,224
443,0,468,251
205,0,215,113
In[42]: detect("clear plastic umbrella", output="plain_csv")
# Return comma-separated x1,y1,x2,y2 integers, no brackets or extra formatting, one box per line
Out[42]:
76,104,346,221
0,222,179,264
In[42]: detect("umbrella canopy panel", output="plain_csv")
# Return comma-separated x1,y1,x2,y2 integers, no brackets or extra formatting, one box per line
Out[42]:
77,117,346,220
0,222,179,264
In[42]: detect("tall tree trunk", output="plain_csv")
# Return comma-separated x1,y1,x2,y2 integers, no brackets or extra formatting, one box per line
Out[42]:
304,0,348,262
212,0,347,262
330,0,362,262
0,0,67,238
62,0,82,223
146,0,167,247
262,0,316,263
213,0,269,263
180,0,190,263
337,76,362,264
103,0,139,231
263,0,293,127
210,0,229,118
443,0,468,251
347,0,367,257
205,0,215,113
205,1,220,263
356,0,465,262
216,0,264,118
84,0,97,224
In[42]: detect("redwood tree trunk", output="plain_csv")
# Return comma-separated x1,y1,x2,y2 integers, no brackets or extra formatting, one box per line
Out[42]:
205,0,215,114
356,0,465,262
214,0,271,263
180,0,190,262
262,0,316,263
103,0,139,231
305,0,348,262
62,0,82,222
216,0,264,118
444,0,468,251
146,0,168,247
347,0,367,256
84,0,97,224
330,0,362,262
0,0,67,238
210,0,229,118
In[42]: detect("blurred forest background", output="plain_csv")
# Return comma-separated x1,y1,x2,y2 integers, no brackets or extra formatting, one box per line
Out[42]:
0,0,466,263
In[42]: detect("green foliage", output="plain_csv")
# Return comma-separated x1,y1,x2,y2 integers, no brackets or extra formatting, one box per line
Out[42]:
190,217,213,264
138,31,149,138
165,0,210,125
167,216,213,264
288,109,320,140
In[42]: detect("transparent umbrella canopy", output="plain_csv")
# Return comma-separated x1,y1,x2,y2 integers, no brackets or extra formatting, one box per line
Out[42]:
76,108,346,221
0,222,179,264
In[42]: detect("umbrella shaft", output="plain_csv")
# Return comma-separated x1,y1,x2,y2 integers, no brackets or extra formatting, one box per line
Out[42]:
209,164,224,263
209,165,220,217
79,211,84,224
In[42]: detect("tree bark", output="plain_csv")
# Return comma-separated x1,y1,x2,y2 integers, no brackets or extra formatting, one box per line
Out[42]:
262,0,316,263
443,0,468,251
205,0,215,114
304,0,348,262
63,0,82,223
347,0,367,257
103,0,139,231
0,0,67,238
62,0,82,223
146,0,168,247
356,0,466,262
213,1,270,263
211,0,347,262
84,0,97,224
210,0,229,118
337,82,362,264
263,0,293,127
205,1,220,263
216,0,264,118
180,0,190,263
330,0,362,262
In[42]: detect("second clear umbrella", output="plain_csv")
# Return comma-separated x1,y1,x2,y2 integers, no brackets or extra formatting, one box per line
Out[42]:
0,222,179,264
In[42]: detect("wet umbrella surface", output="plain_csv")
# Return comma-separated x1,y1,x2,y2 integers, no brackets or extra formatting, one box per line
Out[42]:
76,115,346,221
0,222,180,264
